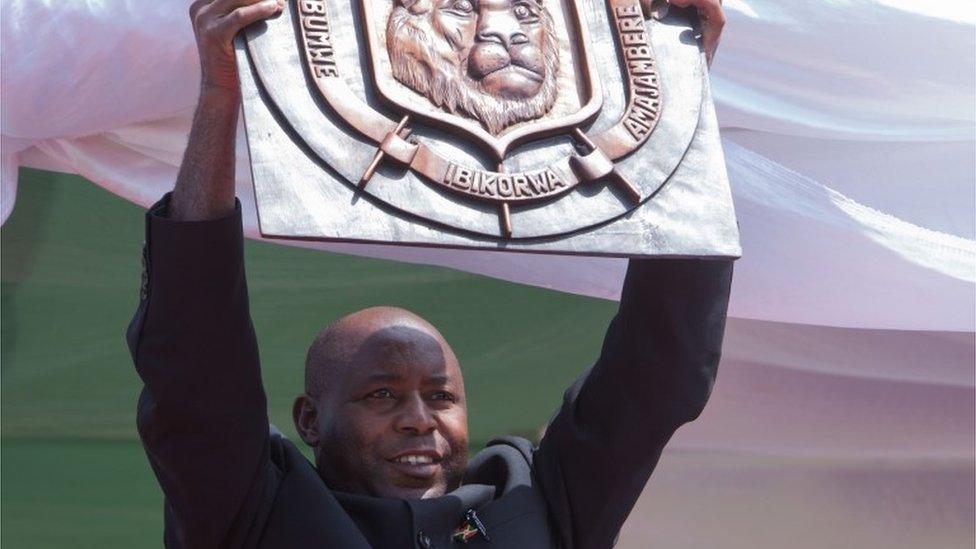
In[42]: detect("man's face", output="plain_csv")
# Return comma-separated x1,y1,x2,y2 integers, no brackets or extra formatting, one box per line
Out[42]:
434,0,550,99
297,322,469,500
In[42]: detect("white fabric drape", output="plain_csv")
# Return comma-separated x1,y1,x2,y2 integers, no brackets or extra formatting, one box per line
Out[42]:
2,1,974,546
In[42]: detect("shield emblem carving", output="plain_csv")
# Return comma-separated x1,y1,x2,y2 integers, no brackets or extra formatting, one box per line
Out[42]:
358,0,603,159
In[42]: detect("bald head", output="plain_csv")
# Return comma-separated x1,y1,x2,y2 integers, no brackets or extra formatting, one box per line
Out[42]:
294,306,469,499
304,306,459,396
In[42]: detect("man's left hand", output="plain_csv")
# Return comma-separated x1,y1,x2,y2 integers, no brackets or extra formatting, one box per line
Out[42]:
667,0,725,66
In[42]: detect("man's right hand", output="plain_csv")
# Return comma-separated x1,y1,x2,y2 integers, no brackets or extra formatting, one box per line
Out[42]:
189,0,285,96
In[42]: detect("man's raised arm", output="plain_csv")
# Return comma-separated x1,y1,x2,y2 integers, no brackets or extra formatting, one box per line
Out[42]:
533,2,728,544
172,0,286,222
534,257,733,548
126,2,285,546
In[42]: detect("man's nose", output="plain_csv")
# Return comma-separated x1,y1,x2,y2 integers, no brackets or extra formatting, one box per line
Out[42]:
394,394,437,435
476,10,528,48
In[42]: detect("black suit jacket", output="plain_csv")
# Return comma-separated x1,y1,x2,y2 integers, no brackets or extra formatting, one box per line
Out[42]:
127,195,732,548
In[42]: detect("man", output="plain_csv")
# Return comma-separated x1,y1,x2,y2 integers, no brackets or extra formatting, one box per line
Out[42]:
128,0,729,547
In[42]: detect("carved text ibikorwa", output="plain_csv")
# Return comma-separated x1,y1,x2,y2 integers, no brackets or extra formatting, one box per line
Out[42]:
442,164,569,201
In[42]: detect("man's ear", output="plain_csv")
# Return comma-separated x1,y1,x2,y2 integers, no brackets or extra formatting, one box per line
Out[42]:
292,394,321,447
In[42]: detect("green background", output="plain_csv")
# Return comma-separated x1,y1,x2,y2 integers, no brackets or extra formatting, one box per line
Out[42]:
1,169,617,547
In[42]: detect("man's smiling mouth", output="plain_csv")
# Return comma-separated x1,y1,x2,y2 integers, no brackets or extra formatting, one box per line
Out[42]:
394,454,435,465
388,450,444,479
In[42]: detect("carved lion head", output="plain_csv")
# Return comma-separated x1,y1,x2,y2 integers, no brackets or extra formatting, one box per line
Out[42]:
387,0,560,134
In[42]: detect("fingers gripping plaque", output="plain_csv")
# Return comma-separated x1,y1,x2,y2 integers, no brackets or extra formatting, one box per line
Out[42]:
236,0,740,258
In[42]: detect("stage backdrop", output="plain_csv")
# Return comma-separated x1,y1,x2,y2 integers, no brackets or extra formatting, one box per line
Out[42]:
2,1,974,548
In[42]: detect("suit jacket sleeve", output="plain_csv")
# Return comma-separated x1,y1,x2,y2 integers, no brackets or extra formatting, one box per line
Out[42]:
534,258,733,548
126,194,275,548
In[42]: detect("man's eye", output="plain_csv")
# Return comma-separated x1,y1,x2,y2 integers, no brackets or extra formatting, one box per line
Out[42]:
452,0,473,13
430,391,457,402
369,389,394,399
